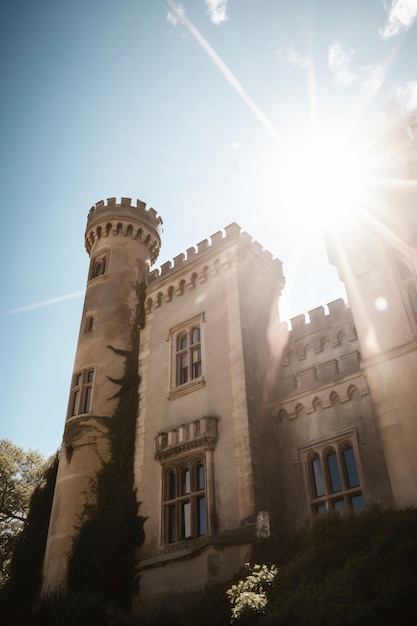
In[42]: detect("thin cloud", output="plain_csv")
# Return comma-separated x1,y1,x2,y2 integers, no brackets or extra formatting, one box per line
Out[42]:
7,291,84,315
360,64,385,93
379,0,417,39
396,79,417,110
205,0,229,25
166,3,185,27
328,42,385,93
165,1,284,145
328,41,358,86
286,44,311,69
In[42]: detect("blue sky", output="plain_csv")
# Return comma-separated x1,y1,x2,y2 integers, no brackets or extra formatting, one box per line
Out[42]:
1,0,416,457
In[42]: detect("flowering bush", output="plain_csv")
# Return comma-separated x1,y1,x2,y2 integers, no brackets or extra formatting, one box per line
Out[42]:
226,563,278,622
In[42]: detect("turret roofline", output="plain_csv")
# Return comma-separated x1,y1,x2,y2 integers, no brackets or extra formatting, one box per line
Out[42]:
148,222,283,284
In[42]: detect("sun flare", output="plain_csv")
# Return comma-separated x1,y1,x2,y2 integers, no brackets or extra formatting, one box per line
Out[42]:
276,130,370,231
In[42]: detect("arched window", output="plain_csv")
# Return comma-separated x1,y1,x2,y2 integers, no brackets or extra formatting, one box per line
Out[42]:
173,319,202,387
88,250,109,282
304,437,364,515
68,368,95,418
162,459,206,544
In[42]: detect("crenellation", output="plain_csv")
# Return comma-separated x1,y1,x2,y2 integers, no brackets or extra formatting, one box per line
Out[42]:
197,239,209,252
290,314,306,331
308,306,325,325
210,230,223,245
173,253,185,268
160,261,172,275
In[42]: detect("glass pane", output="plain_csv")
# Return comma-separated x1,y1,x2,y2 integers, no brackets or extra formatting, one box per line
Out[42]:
179,334,188,350
198,497,206,535
72,389,80,416
167,504,175,543
182,469,190,495
197,464,205,490
192,327,200,344
316,503,327,515
83,386,92,413
178,353,188,385
87,370,94,383
327,452,342,492
192,348,202,379
344,447,360,488
166,471,176,500
76,373,82,385
351,494,364,512
183,501,191,538
334,499,345,511
312,458,325,497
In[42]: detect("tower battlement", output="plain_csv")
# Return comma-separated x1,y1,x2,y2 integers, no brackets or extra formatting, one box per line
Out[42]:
288,299,351,336
85,197,163,263
148,222,283,284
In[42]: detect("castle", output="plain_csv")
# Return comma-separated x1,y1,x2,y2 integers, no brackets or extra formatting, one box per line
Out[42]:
42,154,417,606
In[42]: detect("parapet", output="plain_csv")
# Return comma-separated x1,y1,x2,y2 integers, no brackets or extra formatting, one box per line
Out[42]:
85,197,163,263
148,222,283,284
289,299,350,336
87,197,162,232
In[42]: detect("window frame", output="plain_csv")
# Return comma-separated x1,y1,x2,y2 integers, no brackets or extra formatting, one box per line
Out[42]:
88,249,109,283
162,456,207,545
169,315,205,398
68,367,95,418
301,431,364,515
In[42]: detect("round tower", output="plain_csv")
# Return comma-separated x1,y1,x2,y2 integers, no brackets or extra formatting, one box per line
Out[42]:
43,197,162,590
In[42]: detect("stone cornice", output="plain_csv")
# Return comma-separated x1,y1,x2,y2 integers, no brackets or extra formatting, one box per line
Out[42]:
154,416,218,461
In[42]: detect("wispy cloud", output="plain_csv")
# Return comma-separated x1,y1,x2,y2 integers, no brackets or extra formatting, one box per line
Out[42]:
165,0,284,144
379,0,417,39
328,41,358,86
205,0,229,25
286,44,311,69
328,41,385,93
361,64,386,93
166,3,185,27
396,79,417,110
7,291,84,315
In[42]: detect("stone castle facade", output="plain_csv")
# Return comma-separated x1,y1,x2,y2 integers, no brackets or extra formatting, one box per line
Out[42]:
43,157,417,605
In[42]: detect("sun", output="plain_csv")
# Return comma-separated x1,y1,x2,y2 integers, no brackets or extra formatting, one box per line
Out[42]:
276,129,370,231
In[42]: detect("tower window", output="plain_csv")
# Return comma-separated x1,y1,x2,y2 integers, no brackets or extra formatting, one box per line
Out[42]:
69,368,95,417
162,458,206,544
85,315,94,333
302,434,364,515
88,250,109,282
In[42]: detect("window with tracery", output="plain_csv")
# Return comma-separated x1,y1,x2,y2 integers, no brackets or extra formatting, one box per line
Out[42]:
303,435,364,515
163,458,206,544
169,316,204,395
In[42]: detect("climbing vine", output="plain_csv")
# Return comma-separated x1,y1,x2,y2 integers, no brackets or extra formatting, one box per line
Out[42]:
66,280,147,611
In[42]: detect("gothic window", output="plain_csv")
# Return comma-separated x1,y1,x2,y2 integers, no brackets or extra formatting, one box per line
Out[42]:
169,316,204,397
162,458,206,544
69,368,95,417
303,435,364,515
88,250,109,282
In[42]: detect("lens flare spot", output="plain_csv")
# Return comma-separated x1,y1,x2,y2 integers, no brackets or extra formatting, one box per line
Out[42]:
375,296,388,311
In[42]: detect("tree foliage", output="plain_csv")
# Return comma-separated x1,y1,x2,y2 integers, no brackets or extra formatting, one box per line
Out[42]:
0,450,58,625
0,439,46,585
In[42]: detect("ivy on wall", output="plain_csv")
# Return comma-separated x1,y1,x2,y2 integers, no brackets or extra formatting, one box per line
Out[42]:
66,280,147,611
